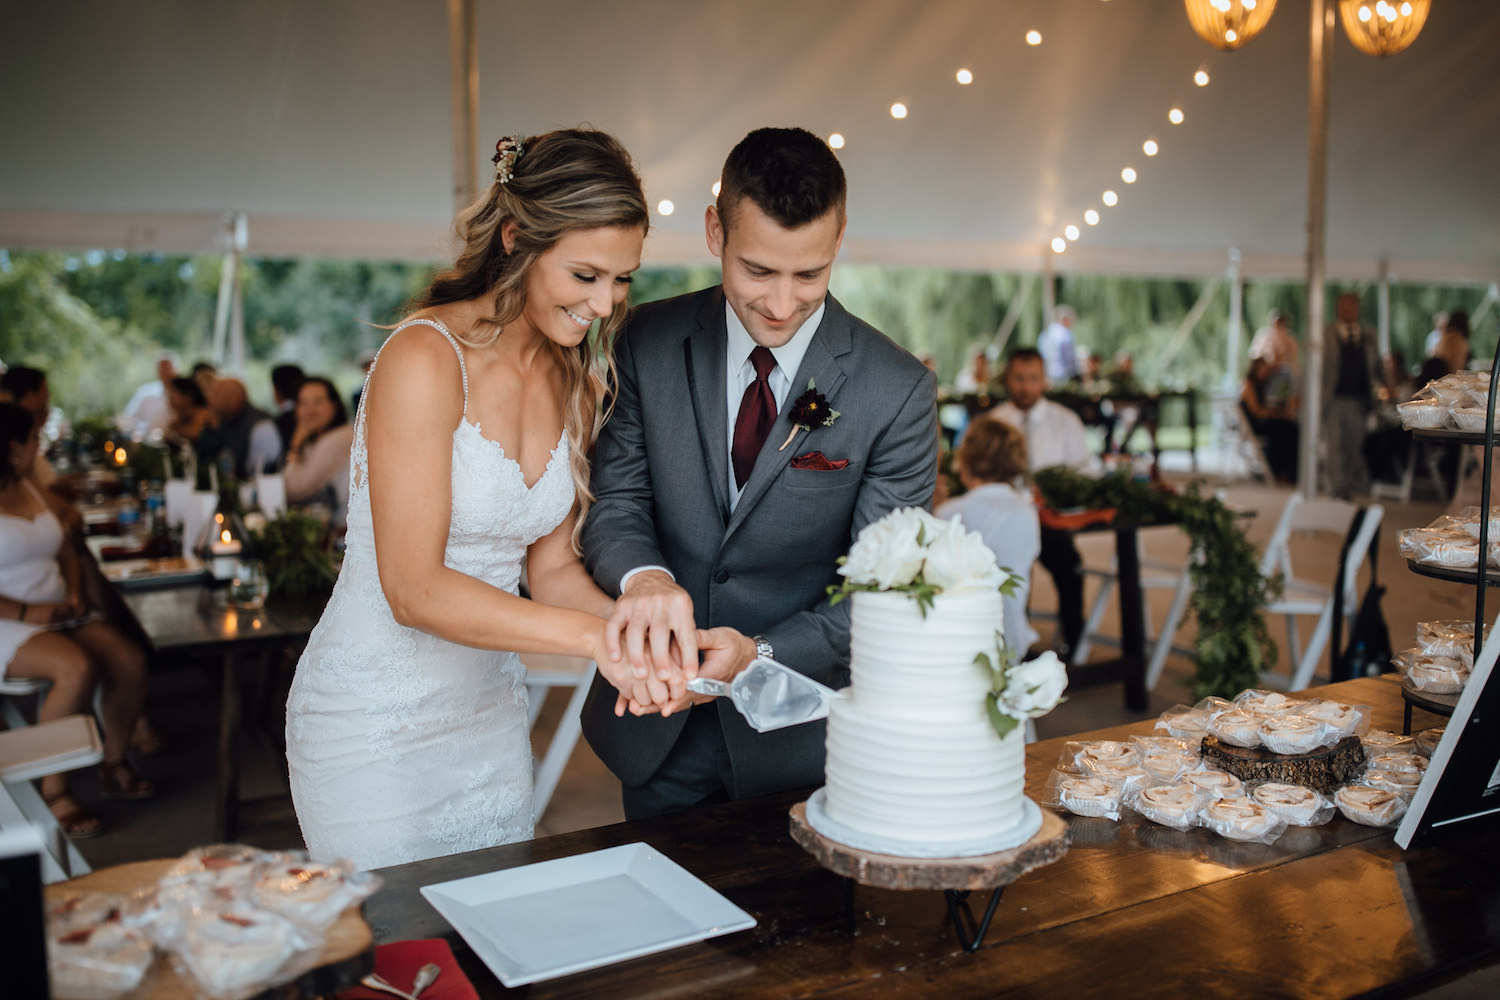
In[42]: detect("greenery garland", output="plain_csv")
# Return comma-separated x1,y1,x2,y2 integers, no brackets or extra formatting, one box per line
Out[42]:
1031,467,1280,698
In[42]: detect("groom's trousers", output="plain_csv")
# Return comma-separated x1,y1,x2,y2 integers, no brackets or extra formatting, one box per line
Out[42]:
620,705,738,821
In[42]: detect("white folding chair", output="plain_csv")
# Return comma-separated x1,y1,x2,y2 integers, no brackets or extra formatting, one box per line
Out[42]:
0,714,103,883
1071,528,1195,693
1259,494,1384,690
0,677,49,730
521,653,597,820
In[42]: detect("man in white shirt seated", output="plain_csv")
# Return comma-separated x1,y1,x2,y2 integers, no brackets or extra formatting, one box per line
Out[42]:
116,350,179,441
990,347,1093,662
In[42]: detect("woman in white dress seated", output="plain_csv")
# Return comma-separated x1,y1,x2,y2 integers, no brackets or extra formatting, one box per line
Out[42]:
285,129,682,869
281,376,354,528
936,415,1041,655
0,403,154,839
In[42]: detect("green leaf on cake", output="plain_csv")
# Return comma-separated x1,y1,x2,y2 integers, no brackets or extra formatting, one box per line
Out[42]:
986,692,1019,740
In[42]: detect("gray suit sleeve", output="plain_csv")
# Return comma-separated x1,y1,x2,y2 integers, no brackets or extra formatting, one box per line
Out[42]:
762,366,940,682
581,329,668,596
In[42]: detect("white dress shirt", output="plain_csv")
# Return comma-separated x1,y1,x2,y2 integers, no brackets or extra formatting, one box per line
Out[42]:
937,482,1040,652
989,398,1093,472
618,298,826,592
1037,321,1079,382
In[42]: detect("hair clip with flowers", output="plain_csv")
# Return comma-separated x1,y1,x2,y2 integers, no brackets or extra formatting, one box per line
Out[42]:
492,135,525,184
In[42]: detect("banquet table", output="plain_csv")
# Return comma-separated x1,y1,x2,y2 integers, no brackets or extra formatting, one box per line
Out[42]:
116,583,323,840
362,675,1499,999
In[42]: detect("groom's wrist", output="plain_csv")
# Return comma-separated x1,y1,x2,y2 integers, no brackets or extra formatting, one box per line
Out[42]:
620,564,675,593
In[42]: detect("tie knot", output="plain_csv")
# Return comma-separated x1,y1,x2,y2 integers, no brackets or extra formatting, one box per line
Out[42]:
749,345,777,380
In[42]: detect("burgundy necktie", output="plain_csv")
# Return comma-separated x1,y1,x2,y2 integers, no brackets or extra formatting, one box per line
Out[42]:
732,346,778,488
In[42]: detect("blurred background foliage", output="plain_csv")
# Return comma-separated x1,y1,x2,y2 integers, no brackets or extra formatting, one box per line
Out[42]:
2,247,1493,422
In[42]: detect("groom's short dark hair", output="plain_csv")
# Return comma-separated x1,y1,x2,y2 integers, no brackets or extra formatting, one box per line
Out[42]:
717,127,847,234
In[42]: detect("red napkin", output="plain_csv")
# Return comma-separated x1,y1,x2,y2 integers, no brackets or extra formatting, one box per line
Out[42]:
1037,506,1117,531
338,939,478,1000
790,450,849,471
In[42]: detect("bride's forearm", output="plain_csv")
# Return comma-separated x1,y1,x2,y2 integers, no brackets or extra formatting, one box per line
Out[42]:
379,564,607,661
526,558,616,620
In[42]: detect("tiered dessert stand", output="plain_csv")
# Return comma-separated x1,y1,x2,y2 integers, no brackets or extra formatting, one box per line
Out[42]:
1401,338,1500,732
789,801,1069,952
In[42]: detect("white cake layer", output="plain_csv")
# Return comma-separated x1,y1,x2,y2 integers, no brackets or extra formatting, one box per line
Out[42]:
847,590,1002,717
823,589,1022,845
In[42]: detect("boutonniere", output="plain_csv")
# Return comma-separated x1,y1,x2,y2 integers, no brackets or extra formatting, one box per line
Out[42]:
778,378,841,451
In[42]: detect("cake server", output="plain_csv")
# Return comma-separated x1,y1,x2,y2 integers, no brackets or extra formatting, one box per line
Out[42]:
686,657,842,732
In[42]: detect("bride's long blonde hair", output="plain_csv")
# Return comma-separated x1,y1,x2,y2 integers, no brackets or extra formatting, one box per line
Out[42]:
415,129,648,550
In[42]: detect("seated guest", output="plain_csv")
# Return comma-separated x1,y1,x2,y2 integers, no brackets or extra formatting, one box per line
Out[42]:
165,376,214,451
202,377,281,479
0,366,57,487
1433,310,1472,376
116,350,179,441
1241,357,1299,485
281,376,353,527
0,404,154,838
936,416,1040,654
269,363,306,463
990,347,1092,661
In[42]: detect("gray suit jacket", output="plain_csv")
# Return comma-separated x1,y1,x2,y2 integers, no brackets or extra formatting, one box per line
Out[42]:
580,287,938,797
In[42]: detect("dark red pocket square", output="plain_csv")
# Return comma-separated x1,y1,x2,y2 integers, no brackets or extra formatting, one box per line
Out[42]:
790,451,849,471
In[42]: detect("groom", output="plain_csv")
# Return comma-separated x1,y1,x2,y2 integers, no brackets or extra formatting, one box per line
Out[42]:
581,127,938,820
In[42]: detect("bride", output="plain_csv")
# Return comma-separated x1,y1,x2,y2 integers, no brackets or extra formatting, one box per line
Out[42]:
286,129,685,869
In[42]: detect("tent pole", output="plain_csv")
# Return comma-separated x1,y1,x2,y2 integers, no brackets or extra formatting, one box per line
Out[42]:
991,273,1035,359
447,0,479,214
1041,251,1056,327
1299,0,1333,497
1377,258,1391,360
1148,277,1222,385
1226,248,1244,392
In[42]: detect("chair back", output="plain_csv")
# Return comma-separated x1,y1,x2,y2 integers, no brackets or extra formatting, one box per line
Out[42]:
1338,504,1384,607
1258,493,1361,584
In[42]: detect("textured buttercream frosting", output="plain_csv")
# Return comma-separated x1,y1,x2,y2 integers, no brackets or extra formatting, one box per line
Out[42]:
823,589,1024,844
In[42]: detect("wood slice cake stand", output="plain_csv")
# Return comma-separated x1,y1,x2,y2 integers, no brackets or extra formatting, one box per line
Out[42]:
1198,735,1366,793
46,858,373,1000
789,801,1069,951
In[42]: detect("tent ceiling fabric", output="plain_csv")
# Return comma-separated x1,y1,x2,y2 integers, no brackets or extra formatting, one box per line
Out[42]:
3,0,1497,282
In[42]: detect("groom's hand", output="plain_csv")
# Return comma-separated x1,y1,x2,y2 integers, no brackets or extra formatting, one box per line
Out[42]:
607,570,699,690
616,627,756,718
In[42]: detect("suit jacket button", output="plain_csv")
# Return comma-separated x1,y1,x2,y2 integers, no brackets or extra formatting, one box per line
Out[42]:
713,570,729,584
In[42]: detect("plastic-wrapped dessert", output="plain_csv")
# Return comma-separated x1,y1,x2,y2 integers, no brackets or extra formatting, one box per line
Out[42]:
1398,650,1469,694
1139,748,1198,782
1206,708,1263,748
46,894,153,1000
1415,620,1474,660
1129,783,1200,831
1071,740,1137,773
250,853,378,933
1335,785,1409,827
1251,782,1334,826
168,907,310,999
161,844,265,888
1049,772,1126,821
1362,729,1415,756
1364,768,1425,796
1298,699,1367,739
1413,728,1445,757
1202,797,1285,842
1367,751,1428,775
1233,689,1297,716
1182,768,1244,798
1153,705,1211,742
1260,716,1327,754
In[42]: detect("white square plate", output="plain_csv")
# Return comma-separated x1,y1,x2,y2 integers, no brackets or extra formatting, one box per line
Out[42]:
419,843,755,986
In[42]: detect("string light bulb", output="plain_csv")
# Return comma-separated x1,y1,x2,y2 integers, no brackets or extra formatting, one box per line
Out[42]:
1051,237,1067,253
828,133,845,149
1121,167,1137,183
1169,107,1185,124
1026,30,1043,45
712,181,721,196
1102,190,1119,206
1064,225,1080,241
1085,209,1100,225
1194,69,1211,86
956,68,973,85
656,200,674,216
890,102,908,119
1143,140,1159,156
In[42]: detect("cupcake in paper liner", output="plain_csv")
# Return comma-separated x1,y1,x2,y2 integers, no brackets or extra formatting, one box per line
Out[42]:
161,844,268,889
1362,729,1415,757
1128,782,1201,832
46,894,154,1000
1181,767,1245,800
165,904,316,1000
1153,705,1211,743
1413,728,1445,757
1251,782,1335,827
1140,749,1198,782
1260,715,1330,755
1298,699,1369,740
1062,740,1137,774
1336,785,1409,827
1202,796,1287,843
1232,689,1298,716
1415,619,1475,659
1206,708,1263,748
1046,770,1125,821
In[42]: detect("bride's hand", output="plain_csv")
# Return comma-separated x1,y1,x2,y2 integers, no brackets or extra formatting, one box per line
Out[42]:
604,571,699,688
613,628,752,718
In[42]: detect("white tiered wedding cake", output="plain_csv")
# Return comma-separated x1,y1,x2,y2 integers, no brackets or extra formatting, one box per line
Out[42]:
812,507,1066,857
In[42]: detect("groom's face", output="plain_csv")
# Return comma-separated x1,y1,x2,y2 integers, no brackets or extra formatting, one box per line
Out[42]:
707,198,845,348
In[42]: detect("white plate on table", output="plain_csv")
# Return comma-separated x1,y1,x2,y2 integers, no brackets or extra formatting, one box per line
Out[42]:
420,842,756,987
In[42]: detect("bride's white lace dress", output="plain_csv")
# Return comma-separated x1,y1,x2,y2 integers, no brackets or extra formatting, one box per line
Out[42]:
286,318,573,870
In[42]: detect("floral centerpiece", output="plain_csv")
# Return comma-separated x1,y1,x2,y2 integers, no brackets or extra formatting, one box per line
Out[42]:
829,507,1067,739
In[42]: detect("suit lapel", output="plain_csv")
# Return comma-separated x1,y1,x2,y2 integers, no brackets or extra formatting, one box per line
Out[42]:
684,291,731,524
725,296,852,539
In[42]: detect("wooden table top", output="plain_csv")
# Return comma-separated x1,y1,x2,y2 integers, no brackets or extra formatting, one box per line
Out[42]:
362,677,1500,999
119,584,322,656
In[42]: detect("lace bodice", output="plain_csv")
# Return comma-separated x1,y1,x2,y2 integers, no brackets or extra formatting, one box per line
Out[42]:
286,317,575,870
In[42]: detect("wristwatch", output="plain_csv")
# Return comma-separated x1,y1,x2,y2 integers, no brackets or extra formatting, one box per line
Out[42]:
752,634,774,662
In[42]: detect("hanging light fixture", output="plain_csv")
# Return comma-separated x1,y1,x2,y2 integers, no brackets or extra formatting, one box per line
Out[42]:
1338,0,1430,56
1182,0,1278,51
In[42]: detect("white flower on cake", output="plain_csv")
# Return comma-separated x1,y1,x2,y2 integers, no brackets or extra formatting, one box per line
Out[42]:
830,506,1065,741
999,650,1068,719
921,516,1008,593
838,507,931,589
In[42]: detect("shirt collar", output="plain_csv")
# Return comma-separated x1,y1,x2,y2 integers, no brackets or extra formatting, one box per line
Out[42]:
725,299,825,383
